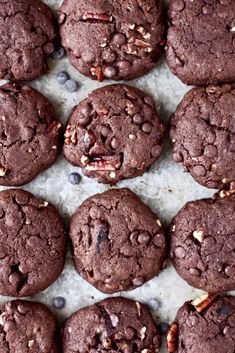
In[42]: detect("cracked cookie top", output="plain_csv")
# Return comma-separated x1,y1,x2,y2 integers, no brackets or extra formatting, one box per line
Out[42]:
0,189,67,297
170,191,235,293
169,295,235,353
166,0,235,85
70,188,166,294
62,297,161,353
58,0,165,81
0,0,56,81
169,84,235,189
63,84,165,184
0,83,62,186
0,300,58,352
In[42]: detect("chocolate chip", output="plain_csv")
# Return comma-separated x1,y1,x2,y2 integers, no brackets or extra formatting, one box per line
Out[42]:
142,122,152,133
137,232,150,244
153,234,164,247
68,172,81,185
175,246,186,258
65,79,78,92
147,298,160,311
189,268,200,276
112,33,126,46
80,104,92,117
133,113,143,124
172,0,185,11
111,137,119,149
104,66,117,78
130,231,139,242
51,46,65,60
193,165,206,176
53,296,66,309
204,145,217,157
103,49,116,63
118,60,131,71
96,222,109,253
133,276,144,286
159,322,170,335
56,71,69,84
101,126,111,137
151,145,162,158
202,5,213,15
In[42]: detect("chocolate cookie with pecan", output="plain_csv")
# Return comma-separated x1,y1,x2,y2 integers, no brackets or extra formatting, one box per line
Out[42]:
58,0,165,81
166,0,235,85
70,188,166,293
62,297,161,353
63,84,164,184
0,83,62,186
167,294,235,353
170,189,235,293
0,299,58,352
0,189,67,297
169,84,235,189
0,0,56,81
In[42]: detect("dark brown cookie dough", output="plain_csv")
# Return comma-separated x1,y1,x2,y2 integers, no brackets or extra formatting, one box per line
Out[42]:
70,188,166,294
166,0,235,85
0,83,62,186
169,85,235,189
0,299,58,352
0,189,67,297
170,190,235,293
62,297,161,353
167,294,235,353
63,84,164,184
0,0,56,81
58,0,165,81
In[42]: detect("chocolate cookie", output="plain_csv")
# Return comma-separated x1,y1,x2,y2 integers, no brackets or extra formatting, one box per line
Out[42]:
0,189,66,297
0,0,56,81
169,85,235,189
170,190,235,293
58,0,165,81
63,84,164,184
167,294,235,353
62,297,161,353
0,299,58,352
70,188,166,293
0,83,62,186
166,0,235,85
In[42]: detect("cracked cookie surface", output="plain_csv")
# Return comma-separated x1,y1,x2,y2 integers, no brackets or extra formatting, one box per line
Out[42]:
170,295,235,353
169,84,235,189
70,188,166,293
166,0,235,85
0,299,58,353
170,191,235,293
58,0,165,81
62,297,161,353
0,83,62,186
0,0,56,81
0,189,67,297
63,84,164,184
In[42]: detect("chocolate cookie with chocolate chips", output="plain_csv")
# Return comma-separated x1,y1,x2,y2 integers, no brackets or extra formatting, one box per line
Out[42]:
170,190,235,293
62,297,161,353
166,0,235,85
0,299,58,352
63,84,164,184
169,85,235,189
0,83,62,186
0,0,56,81
70,188,166,293
0,189,67,297
58,0,165,81
167,294,235,353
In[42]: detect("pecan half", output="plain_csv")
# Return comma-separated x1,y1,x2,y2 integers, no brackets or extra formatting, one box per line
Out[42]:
85,155,121,171
82,12,113,22
191,293,217,313
91,67,104,81
167,323,178,353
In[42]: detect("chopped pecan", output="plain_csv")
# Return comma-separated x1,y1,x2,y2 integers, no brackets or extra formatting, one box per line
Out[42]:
192,229,204,242
167,323,178,353
91,67,104,82
38,200,49,209
85,155,121,171
82,12,113,22
191,293,217,313
0,166,6,177
64,125,78,145
134,39,152,48
219,188,235,198
46,121,62,133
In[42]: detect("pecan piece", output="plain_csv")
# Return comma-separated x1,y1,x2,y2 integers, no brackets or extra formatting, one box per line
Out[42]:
85,155,121,171
91,67,104,81
0,166,6,177
134,39,152,48
191,293,217,313
167,323,178,353
64,125,78,145
82,12,113,22
46,121,62,133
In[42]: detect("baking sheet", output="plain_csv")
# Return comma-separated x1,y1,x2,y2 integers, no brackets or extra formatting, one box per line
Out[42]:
1,0,233,352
